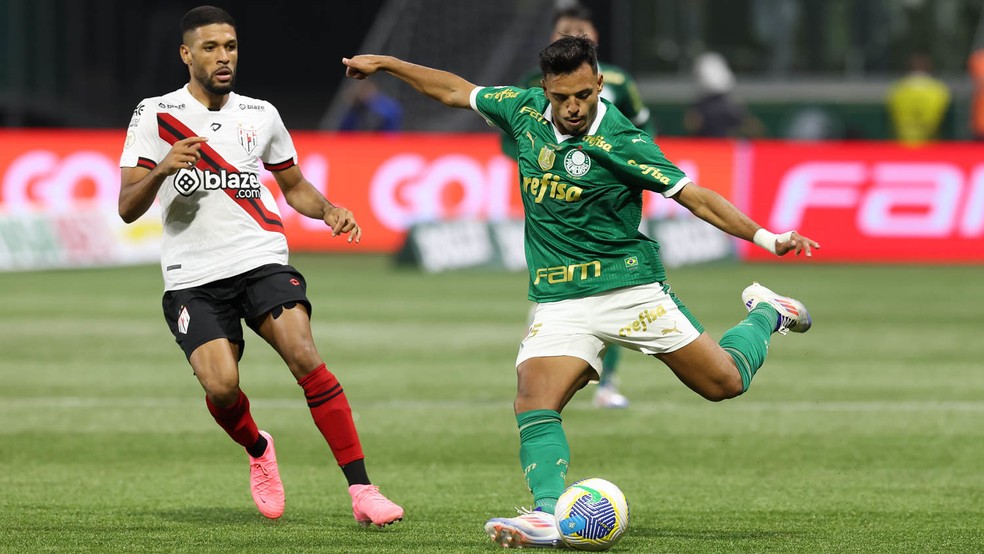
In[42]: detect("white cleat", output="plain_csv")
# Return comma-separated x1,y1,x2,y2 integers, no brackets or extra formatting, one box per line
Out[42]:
593,384,629,409
742,282,812,335
484,508,561,548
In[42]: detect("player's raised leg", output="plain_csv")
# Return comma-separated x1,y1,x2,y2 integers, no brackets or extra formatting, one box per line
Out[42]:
657,283,812,399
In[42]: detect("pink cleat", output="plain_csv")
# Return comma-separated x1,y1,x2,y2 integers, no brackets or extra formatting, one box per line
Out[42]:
248,430,285,519
349,484,404,527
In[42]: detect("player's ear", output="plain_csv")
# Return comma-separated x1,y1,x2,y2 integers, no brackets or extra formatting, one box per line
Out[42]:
179,44,192,66
597,72,604,93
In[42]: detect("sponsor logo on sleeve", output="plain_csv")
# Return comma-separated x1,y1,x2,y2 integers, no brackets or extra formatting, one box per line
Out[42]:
128,103,145,128
484,89,520,102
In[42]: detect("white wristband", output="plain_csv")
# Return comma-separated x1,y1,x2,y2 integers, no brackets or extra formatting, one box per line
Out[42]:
753,229,793,255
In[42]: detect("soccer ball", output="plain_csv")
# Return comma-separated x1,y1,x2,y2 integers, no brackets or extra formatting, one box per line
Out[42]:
554,478,629,551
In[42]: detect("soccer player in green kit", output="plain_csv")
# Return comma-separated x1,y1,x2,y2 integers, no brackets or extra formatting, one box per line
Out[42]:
343,36,820,548
503,3,651,410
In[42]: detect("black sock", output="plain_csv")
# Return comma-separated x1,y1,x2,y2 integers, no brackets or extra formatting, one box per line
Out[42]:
246,434,268,458
341,459,370,486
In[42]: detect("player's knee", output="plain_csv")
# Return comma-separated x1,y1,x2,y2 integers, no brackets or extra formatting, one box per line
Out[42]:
286,344,321,374
207,385,241,407
698,373,744,402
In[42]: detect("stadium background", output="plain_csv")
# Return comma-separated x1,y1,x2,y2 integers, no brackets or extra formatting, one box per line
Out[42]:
2,1,983,552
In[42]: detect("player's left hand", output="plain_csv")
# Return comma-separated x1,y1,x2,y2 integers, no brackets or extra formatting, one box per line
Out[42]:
776,231,820,257
324,206,361,243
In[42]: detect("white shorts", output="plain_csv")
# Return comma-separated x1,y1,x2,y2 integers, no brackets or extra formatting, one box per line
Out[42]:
516,282,703,371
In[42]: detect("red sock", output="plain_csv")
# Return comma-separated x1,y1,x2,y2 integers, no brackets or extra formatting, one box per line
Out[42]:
205,390,260,449
298,364,364,466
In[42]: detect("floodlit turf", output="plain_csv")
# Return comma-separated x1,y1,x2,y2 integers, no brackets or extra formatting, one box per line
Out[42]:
1,254,982,552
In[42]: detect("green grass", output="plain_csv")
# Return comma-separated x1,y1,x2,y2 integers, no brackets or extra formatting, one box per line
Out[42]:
1,255,982,552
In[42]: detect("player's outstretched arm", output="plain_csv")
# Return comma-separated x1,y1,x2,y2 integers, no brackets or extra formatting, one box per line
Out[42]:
672,182,819,257
342,55,476,109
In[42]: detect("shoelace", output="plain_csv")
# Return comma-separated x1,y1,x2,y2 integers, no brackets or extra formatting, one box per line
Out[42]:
514,506,551,519
251,462,275,495
776,314,794,335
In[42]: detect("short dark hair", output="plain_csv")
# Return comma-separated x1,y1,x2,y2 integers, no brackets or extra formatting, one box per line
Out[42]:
539,35,598,78
180,5,236,42
552,4,592,26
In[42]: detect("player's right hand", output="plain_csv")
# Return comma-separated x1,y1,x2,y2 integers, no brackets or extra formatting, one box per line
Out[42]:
160,136,208,176
342,55,384,80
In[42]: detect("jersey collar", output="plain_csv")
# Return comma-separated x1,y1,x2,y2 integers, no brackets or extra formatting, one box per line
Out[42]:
543,100,607,143
180,84,239,112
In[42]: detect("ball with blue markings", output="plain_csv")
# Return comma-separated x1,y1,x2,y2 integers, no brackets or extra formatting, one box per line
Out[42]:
554,478,629,551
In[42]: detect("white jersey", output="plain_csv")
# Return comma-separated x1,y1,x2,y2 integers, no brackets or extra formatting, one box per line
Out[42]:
120,85,297,291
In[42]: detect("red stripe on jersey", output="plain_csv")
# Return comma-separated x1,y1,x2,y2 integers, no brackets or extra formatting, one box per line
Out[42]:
157,113,284,233
137,157,157,170
263,158,295,171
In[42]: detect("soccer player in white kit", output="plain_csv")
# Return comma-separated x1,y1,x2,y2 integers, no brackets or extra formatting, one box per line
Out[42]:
118,5,402,526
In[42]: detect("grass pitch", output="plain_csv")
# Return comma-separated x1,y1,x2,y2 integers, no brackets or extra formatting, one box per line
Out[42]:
1,254,982,552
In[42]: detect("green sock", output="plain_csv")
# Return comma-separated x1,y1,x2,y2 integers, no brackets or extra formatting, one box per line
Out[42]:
516,409,569,514
719,304,779,392
598,347,621,386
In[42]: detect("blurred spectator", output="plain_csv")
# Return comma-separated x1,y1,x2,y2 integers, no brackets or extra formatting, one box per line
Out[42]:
339,80,403,132
684,52,764,138
886,53,950,145
969,49,984,141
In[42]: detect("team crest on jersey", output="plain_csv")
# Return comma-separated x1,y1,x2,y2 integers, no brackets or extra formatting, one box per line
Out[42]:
238,124,258,154
564,149,591,177
538,146,556,171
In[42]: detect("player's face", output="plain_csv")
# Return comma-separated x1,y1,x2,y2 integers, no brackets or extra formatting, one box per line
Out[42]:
542,62,603,136
551,16,599,44
181,23,238,96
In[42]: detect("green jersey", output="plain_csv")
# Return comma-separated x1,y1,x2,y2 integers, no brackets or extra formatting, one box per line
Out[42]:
501,62,653,159
472,85,691,303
